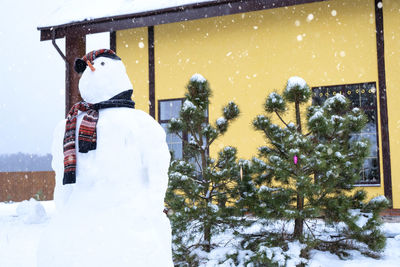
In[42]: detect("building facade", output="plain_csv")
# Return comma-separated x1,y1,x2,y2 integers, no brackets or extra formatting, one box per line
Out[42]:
39,0,400,208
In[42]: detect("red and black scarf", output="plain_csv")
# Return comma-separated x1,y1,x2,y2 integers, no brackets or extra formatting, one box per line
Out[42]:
63,90,135,185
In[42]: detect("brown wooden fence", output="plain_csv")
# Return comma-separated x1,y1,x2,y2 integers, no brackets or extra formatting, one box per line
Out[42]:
0,171,55,202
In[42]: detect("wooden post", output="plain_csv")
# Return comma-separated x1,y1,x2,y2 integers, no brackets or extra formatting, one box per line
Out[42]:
110,31,117,52
148,26,155,118
65,33,85,116
375,0,392,204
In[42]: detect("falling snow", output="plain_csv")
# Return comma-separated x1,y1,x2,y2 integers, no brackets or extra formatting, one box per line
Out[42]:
297,34,303,41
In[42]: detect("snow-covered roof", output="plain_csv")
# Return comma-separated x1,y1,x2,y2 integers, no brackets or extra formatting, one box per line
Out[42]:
38,0,215,28
38,0,327,41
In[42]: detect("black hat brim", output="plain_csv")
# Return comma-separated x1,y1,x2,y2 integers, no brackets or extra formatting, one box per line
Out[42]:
74,53,121,74
74,58,87,74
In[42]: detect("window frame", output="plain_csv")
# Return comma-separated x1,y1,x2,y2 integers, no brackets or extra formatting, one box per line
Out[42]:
158,98,210,164
158,98,186,123
312,82,381,186
158,98,186,160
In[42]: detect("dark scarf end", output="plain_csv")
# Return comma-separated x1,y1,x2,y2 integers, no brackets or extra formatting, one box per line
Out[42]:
63,172,76,185
79,141,97,153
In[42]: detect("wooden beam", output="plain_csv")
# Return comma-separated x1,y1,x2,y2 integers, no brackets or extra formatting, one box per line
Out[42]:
65,33,85,116
39,0,328,41
375,0,392,204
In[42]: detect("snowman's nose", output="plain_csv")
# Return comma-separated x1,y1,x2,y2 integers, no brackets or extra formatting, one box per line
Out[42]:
86,60,96,72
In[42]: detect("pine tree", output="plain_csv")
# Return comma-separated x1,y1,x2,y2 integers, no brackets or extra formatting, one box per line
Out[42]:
165,74,241,264
247,76,388,258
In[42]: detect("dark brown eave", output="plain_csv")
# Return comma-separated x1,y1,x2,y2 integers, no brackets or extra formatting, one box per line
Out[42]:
38,0,328,41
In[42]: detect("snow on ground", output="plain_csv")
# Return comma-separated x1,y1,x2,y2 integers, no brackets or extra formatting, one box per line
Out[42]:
0,201,54,267
195,219,400,267
1,201,400,267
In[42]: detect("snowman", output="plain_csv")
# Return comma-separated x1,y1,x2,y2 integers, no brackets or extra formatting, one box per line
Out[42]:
37,49,173,267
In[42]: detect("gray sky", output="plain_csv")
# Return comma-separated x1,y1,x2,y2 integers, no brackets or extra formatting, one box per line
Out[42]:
0,0,108,155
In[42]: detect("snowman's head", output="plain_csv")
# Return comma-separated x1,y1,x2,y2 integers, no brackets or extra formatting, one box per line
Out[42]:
74,49,133,103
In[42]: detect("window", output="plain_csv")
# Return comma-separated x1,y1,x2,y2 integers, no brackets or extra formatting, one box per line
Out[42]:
158,99,209,165
158,99,185,159
312,82,380,185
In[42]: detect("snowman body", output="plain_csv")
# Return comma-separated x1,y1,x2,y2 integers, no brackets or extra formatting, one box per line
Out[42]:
37,55,173,267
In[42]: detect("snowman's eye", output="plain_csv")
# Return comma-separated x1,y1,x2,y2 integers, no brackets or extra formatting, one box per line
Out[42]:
101,61,105,66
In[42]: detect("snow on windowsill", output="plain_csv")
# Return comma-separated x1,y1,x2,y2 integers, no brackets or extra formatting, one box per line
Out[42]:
353,183,381,187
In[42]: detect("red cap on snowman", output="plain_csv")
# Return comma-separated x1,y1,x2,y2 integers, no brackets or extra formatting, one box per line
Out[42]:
74,49,121,74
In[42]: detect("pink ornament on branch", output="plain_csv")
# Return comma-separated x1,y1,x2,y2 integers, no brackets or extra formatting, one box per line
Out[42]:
294,155,298,165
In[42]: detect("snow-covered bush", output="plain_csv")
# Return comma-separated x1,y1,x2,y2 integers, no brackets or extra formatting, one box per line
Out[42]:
166,76,388,266
241,77,388,262
165,74,242,265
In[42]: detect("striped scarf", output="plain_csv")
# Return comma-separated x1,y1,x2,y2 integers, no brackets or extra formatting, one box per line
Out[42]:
63,90,135,185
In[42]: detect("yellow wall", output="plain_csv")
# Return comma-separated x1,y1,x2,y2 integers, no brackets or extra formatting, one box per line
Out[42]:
383,0,400,208
116,27,149,113
117,0,394,205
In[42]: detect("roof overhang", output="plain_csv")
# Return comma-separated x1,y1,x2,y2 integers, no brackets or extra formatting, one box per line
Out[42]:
38,0,328,41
